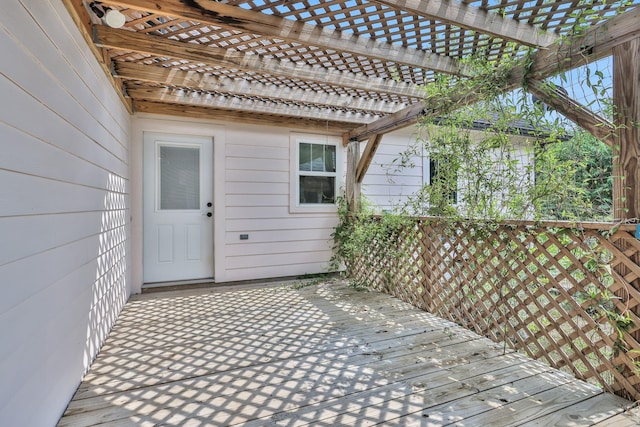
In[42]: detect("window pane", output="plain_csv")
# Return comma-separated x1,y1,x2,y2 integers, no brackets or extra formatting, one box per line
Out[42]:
429,158,457,203
311,144,324,172
299,143,311,171
324,145,336,172
300,142,336,173
299,176,335,204
159,145,200,210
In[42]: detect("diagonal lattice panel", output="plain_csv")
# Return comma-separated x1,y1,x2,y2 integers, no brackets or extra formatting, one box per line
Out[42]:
229,0,523,67
109,54,423,107
112,4,433,85
465,0,636,32
82,0,640,129
349,217,640,401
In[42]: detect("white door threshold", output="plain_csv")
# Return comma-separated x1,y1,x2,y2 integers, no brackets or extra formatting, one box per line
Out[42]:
142,278,215,293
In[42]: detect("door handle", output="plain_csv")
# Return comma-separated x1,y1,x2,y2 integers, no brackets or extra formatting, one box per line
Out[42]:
207,212,212,217
207,202,212,207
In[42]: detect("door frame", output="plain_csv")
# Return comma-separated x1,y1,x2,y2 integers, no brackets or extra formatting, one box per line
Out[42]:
143,132,214,284
130,117,226,294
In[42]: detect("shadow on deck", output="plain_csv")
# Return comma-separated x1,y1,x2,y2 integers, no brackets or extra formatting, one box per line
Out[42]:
58,280,640,426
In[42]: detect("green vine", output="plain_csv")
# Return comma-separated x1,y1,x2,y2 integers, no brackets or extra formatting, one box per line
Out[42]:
330,196,416,291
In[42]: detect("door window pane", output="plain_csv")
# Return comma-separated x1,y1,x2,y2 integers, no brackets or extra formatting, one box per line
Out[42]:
159,145,200,210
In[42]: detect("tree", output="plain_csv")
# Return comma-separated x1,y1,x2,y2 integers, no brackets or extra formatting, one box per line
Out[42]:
537,130,612,221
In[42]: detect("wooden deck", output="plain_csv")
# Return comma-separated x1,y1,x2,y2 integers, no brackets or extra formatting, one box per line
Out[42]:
58,280,640,426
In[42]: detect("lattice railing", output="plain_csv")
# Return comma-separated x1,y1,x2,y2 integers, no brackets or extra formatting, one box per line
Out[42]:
348,217,640,400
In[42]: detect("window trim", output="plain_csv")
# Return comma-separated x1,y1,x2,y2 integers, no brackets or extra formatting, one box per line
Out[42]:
289,133,342,213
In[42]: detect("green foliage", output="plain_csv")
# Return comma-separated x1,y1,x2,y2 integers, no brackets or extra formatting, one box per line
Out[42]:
562,0,635,36
288,273,331,290
537,130,612,220
330,195,415,289
347,278,371,292
329,195,367,273
390,58,614,223
398,92,565,220
575,284,635,360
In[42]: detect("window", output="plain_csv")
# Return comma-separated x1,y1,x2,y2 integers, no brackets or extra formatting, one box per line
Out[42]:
159,144,200,210
290,134,340,212
299,142,336,204
424,156,458,204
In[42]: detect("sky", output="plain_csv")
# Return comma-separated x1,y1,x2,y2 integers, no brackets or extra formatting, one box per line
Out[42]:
536,57,614,131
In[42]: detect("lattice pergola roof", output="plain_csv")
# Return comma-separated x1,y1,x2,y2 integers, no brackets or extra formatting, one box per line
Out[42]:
64,0,639,135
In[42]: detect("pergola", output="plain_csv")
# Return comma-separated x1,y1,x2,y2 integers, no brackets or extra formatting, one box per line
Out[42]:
63,0,639,216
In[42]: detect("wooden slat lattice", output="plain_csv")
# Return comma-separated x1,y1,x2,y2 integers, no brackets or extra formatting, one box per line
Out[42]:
349,218,640,400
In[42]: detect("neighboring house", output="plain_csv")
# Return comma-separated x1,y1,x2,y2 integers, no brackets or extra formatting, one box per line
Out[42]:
361,127,537,215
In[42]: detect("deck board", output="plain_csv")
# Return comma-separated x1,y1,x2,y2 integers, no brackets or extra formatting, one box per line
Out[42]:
58,280,636,426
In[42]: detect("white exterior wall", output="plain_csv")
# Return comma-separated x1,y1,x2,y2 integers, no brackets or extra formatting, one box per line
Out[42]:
361,128,536,214
130,116,338,289
224,127,338,281
0,2,131,426
361,128,424,212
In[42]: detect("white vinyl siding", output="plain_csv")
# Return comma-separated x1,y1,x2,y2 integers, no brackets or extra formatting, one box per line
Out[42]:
131,119,340,285
361,129,535,215
223,127,337,282
360,131,424,212
0,1,131,426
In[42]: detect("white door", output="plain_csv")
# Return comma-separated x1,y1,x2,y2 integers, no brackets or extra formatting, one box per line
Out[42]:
143,132,214,283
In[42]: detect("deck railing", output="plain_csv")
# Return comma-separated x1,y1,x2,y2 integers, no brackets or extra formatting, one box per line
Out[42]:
349,217,640,400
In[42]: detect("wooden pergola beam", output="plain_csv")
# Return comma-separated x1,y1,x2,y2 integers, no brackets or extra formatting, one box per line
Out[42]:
344,103,425,143
133,100,359,132
105,0,465,76
374,0,558,47
523,8,640,81
93,25,426,99
126,84,376,124
346,7,640,142
344,133,385,213
115,62,402,115
356,134,384,183
526,80,615,147
61,0,133,112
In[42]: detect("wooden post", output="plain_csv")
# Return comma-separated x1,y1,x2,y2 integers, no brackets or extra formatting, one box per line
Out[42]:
612,37,640,400
612,38,640,221
346,140,361,212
